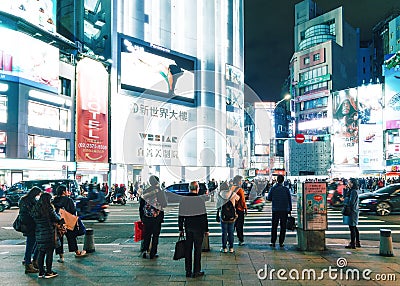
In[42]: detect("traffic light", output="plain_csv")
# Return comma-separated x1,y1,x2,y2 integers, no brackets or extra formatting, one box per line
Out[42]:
310,134,330,142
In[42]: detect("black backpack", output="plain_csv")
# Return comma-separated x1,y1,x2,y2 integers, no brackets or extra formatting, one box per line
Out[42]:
221,199,236,222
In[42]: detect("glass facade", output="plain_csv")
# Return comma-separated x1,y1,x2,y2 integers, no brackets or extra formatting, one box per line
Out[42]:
28,101,71,132
299,23,336,51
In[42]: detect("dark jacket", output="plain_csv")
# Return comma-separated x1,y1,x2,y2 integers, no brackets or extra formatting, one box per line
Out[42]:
53,195,76,215
139,185,167,223
267,183,292,212
18,196,36,237
178,193,209,233
343,187,359,226
32,205,61,245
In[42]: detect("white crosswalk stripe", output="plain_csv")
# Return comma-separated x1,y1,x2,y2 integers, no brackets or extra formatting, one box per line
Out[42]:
104,202,400,238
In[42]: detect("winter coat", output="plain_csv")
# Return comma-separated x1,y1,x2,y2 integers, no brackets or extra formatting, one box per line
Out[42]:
53,195,76,215
32,206,61,246
343,188,359,226
18,196,36,237
267,183,292,212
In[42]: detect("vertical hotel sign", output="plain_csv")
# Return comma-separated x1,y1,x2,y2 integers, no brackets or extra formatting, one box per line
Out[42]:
76,58,109,163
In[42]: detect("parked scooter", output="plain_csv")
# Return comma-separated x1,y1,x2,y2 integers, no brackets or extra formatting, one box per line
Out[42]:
75,197,109,222
246,196,266,212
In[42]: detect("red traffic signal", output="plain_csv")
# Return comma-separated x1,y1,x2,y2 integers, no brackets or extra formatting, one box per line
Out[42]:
295,133,305,144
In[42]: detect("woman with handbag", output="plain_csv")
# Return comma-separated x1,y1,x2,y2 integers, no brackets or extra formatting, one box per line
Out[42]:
53,185,87,263
18,186,42,274
342,178,361,249
31,192,63,278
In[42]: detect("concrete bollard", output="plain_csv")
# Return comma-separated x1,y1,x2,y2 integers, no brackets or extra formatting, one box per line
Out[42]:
379,229,394,257
83,228,95,253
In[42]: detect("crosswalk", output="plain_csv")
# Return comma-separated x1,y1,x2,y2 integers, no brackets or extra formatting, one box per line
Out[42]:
107,201,400,239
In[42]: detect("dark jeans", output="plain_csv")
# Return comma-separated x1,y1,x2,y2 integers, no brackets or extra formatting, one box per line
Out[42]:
37,244,54,274
55,230,78,254
235,210,245,243
142,219,161,257
349,225,360,244
271,211,288,245
185,230,204,274
24,235,38,264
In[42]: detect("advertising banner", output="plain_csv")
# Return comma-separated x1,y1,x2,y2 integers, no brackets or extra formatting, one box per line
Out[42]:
0,0,56,33
111,94,197,167
0,26,59,91
358,84,384,171
76,58,109,163
384,66,400,129
332,89,359,165
303,182,327,231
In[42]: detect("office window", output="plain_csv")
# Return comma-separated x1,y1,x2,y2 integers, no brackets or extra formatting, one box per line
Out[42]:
313,53,320,61
304,57,310,65
59,77,71,97
0,95,7,123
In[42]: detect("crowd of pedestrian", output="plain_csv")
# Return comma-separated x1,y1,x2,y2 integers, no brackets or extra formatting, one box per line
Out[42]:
15,184,87,279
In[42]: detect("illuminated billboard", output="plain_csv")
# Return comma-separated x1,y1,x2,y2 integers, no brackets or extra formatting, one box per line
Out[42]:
358,84,384,171
76,58,109,163
119,35,196,102
0,0,56,33
384,66,400,129
0,26,59,91
332,88,359,165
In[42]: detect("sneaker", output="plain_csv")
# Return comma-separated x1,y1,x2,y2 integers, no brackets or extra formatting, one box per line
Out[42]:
142,251,148,258
229,248,234,253
345,243,356,249
269,243,276,247
238,241,245,246
220,248,228,253
44,271,58,278
356,241,362,248
279,243,285,248
38,272,45,279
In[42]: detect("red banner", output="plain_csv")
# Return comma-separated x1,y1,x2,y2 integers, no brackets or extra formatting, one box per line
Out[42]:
76,58,109,163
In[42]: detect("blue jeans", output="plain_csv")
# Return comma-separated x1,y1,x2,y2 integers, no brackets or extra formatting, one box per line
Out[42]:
24,235,38,264
221,222,234,248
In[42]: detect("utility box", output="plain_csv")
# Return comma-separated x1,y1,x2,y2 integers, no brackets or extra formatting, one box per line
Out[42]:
297,181,328,251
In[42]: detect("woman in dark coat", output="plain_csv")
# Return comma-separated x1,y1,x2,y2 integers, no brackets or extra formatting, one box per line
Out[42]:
139,175,167,259
53,185,86,263
31,192,63,278
343,178,361,249
18,186,42,273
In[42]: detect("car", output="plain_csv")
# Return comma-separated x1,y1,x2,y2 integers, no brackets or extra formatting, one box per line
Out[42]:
164,182,209,203
4,179,80,208
359,183,400,216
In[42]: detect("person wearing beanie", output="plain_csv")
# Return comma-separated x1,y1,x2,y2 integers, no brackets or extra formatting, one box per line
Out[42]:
139,175,167,259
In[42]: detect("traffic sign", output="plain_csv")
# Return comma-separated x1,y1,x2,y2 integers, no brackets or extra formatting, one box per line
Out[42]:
295,133,305,144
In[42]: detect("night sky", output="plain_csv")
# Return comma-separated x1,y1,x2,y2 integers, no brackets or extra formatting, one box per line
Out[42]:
244,0,400,102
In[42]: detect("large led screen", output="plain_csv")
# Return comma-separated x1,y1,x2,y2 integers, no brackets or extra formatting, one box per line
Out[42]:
384,66,400,129
332,88,359,165
119,35,196,102
0,0,56,33
358,84,384,171
0,26,59,91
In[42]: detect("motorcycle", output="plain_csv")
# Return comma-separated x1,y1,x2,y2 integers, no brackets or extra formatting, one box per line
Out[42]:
246,196,266,212
0,197,6,212
75,197,109,222
112,193,127,205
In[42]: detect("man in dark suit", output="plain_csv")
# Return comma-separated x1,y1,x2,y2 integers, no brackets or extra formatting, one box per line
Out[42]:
178,181,209,278
267,175,292,248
